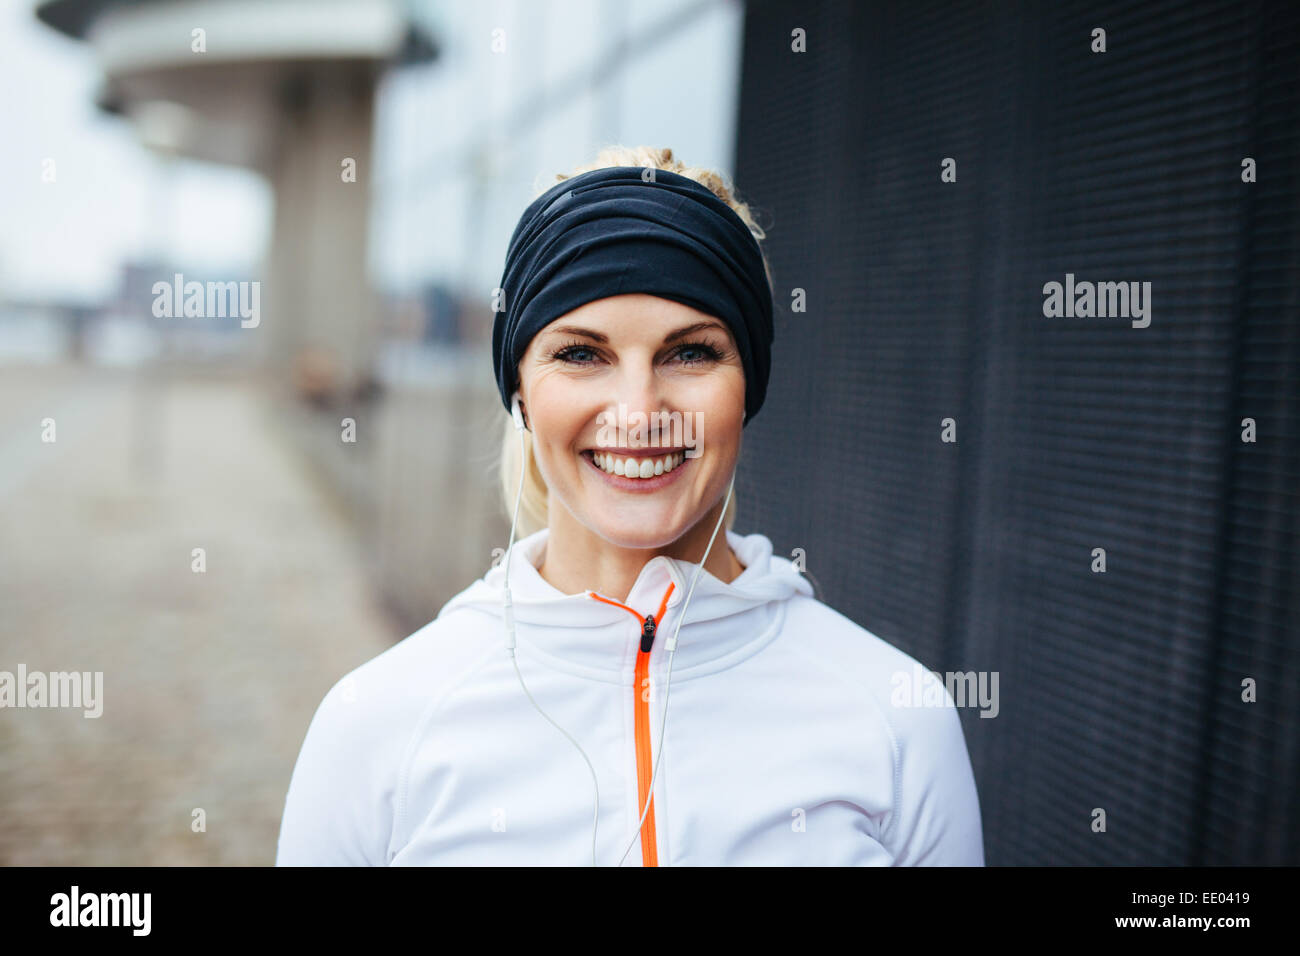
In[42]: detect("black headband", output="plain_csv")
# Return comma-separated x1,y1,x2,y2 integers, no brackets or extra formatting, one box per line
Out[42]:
493,166,774,426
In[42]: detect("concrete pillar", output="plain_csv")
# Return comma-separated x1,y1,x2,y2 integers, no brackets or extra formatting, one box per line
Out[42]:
263,67,378,401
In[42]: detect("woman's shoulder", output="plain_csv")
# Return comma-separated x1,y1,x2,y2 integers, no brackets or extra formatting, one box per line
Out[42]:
316,600,502,732
277,604,504,865
778,592,971,742
778,592,984,864
288,578,503,766
781,592,940,687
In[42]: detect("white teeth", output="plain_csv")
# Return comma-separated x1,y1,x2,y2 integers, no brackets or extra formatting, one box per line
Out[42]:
591,451,687,479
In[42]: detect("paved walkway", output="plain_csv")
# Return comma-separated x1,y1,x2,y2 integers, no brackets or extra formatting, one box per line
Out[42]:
0,363,400,864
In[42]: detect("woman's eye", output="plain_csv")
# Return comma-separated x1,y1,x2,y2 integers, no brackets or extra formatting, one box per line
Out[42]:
675,343,722,364
553,342,721,365
555,346,598,363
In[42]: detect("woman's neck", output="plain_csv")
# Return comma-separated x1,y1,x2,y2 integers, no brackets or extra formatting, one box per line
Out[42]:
535,504,745,603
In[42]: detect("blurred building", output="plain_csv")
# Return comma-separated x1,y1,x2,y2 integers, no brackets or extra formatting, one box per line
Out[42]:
36,0,438,398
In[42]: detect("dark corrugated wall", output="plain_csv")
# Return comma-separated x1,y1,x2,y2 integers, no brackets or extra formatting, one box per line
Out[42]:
732,0,1298,864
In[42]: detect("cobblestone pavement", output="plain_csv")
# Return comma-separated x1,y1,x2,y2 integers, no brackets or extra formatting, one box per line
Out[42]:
0,364,401,864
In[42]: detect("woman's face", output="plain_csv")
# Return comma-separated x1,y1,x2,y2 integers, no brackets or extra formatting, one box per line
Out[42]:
517,293,746,550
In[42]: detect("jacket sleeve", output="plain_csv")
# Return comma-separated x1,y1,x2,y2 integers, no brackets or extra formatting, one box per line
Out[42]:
883,693,986,866
275,676,400,866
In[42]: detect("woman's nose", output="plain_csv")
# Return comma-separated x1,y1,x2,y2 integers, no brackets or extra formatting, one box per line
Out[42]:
608,367,670,435
615,365,660,405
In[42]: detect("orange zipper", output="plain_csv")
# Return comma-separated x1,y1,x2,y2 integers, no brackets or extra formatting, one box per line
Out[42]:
589,581,675,866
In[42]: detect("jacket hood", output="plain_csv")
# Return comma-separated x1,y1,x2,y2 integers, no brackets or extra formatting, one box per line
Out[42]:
437,527,814,679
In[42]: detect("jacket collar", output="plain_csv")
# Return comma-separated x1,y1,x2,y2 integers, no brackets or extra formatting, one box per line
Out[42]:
438,527,813,680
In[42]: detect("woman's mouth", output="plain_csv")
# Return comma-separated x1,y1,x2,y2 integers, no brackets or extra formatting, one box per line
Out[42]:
580,448,693,491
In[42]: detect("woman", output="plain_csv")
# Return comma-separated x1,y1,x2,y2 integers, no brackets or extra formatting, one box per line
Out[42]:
276,146,984,866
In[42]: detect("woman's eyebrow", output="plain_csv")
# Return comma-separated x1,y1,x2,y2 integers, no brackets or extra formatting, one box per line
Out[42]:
546,325,608,343
544,320,728,345
663,321,728,343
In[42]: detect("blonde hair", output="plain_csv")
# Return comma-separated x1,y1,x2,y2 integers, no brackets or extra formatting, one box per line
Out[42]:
498,145,772,538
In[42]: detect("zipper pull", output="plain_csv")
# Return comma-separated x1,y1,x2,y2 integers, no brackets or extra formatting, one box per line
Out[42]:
640,614,657,653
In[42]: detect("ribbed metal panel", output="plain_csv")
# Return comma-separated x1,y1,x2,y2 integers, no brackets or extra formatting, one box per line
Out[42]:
734,0,1298,864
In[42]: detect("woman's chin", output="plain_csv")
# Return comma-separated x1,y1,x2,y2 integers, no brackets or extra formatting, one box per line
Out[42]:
584,513,691,552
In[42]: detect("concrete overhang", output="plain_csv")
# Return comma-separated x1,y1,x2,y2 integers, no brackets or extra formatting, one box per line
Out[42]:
36,0,437,168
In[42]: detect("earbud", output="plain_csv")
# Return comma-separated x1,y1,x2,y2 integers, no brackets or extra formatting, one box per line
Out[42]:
511,391,526,431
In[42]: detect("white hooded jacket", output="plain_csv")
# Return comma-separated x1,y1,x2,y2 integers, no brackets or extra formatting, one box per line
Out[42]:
276,527,985,866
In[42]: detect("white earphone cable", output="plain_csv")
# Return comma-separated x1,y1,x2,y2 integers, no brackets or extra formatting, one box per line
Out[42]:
503,398,602,866
614,471,733,866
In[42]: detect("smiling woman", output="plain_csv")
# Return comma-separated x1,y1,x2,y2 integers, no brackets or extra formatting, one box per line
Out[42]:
276,145,986,868
510,292,748,599
498,147,773,552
